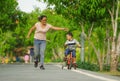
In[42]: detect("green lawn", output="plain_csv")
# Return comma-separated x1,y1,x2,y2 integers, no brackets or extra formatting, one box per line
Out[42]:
100,71,120,77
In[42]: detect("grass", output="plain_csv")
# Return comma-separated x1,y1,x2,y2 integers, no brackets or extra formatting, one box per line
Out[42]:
100,71,120,77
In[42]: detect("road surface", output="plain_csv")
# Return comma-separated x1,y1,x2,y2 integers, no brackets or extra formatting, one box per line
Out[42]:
0,63,120,81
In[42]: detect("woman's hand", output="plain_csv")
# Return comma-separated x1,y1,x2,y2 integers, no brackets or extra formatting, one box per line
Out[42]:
51,26,69,31
63,28,69,32
26,26,36,39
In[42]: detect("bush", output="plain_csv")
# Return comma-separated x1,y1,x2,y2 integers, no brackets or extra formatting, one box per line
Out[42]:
101,64,120,71
77,61,100,71
52,58,63,62
77,62,120,72
117,65,120,71
103,64,110,71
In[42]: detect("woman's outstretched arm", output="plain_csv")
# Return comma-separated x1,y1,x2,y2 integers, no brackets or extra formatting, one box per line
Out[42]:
50,26,69,31
26,26,36,38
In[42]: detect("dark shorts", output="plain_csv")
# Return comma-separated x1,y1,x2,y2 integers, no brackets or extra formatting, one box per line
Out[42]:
64,49,76,57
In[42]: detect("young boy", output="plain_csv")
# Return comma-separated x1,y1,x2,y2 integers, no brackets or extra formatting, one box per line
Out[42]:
64,32,81,65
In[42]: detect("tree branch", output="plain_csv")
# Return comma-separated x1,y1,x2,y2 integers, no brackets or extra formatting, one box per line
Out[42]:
114,0,120,37
108,9,115,34
88,22,94,38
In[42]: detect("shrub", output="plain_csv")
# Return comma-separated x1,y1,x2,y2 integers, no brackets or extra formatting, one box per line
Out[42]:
77,61,100,71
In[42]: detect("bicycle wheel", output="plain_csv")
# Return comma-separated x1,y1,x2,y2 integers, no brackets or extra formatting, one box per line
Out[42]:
69,60,73,70
73,63,77,70
73,64,77,69
67,64,70,69
62,60,67,70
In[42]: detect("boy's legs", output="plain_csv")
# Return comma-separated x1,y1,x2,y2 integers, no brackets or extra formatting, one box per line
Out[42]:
72,50,77,65
64,49,70,61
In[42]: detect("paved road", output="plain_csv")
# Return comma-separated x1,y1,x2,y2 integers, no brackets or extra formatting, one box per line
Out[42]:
0,64,120,81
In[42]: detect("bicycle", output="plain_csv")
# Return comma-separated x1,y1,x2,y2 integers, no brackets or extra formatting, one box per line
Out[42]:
62,51,77,70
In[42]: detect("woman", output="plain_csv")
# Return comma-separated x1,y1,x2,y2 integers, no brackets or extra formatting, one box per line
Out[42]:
27,15,68,70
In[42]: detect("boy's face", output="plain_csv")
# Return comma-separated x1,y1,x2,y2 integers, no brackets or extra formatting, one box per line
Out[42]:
66,34,72,40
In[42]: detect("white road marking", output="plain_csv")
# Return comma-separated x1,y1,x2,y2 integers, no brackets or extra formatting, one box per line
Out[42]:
72,70,118,81
56,65,118,81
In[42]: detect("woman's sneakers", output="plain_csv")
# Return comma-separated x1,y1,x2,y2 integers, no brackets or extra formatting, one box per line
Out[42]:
40,65,45,70
34,62,45,70
34,61,38,68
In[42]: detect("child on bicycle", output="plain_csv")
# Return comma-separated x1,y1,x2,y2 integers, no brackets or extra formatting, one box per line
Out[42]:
64,32,81,66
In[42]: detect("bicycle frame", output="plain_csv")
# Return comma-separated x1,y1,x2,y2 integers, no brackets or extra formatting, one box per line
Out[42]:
62,51,76,70
67,52,73,65
67,52,74,69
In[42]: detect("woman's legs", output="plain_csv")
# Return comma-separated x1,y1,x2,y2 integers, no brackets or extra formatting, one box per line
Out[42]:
39,40,46,66
34,39,40,67
34,39,46,69
34,39,40,62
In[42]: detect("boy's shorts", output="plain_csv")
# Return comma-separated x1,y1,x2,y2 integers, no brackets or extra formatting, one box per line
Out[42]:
64,49,76,57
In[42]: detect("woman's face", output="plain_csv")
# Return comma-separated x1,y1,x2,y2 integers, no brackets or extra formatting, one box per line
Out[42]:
41,17,47,25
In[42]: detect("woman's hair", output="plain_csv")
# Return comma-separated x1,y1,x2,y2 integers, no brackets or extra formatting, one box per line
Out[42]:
66,32,73,37
38,15,47,21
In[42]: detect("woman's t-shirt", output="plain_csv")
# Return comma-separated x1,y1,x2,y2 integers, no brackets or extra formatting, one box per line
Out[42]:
34,22,52,40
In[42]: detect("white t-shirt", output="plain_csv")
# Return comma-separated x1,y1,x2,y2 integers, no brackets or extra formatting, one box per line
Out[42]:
65,39,79,50
34,22,52,40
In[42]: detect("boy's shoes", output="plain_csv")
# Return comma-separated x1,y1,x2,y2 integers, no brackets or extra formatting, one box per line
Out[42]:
40,65,45,70
34,61,38,68
73,63,77,69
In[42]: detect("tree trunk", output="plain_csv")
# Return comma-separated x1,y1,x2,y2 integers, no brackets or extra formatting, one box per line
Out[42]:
110,40,117,72
80,32,85,63
108,0,120,72
106,23,111,65
87,23,104,71
106,38,110,65
80,22,94,63
80,22,103,71
117,33,120,57
89,40,103,71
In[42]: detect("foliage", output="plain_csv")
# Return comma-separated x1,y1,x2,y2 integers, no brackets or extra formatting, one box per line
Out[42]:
0,30,16,56
0,0,18,30
0,0,120,72
42,0,113,23
77,61,100,71
42,0,120,72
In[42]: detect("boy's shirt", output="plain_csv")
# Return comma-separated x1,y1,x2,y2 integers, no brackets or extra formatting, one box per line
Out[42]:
65,39,79,50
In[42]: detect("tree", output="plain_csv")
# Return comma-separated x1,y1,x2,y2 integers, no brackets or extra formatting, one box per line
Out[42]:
42,0,120,71
108,0,120,72
0,0,18,30
0,30,16,56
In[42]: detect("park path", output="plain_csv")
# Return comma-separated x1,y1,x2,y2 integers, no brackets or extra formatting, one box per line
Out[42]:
0,64,120,81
